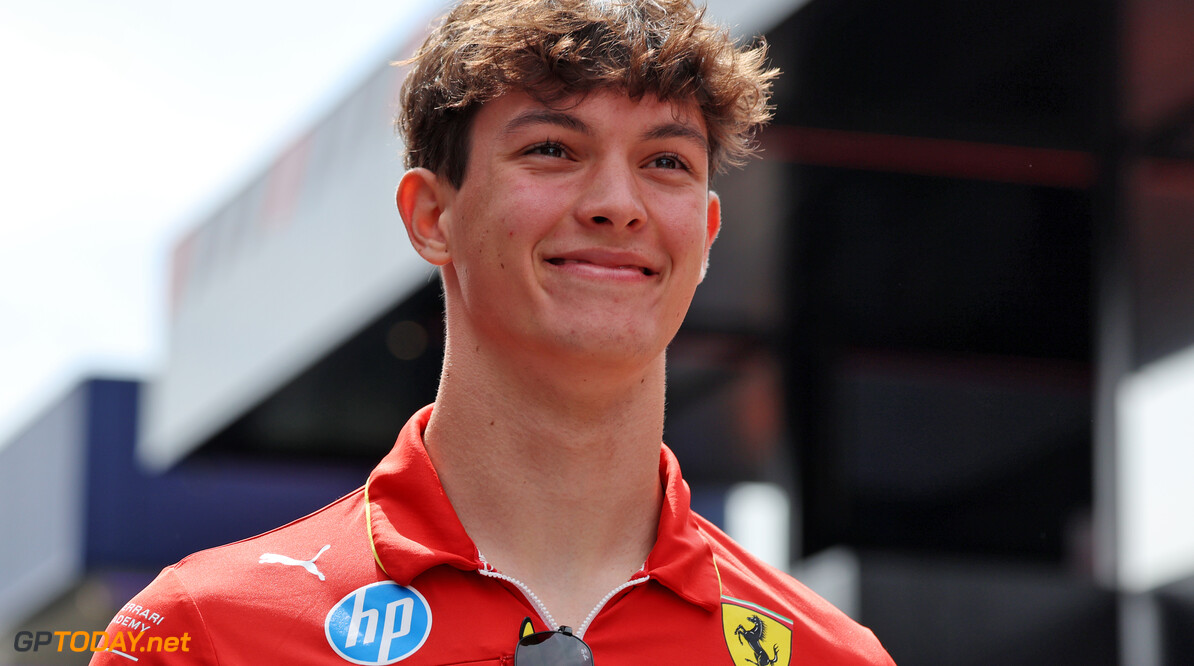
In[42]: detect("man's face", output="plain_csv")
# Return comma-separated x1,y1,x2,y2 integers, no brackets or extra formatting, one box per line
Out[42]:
419,90,720,370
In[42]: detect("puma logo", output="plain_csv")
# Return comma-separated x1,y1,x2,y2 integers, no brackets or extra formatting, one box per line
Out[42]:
258,544,331,581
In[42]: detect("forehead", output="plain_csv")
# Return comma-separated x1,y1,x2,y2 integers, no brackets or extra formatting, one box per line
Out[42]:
472,90,708,148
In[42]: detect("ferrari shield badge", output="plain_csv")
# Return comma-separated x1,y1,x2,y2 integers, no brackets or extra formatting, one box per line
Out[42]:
721,596,793,666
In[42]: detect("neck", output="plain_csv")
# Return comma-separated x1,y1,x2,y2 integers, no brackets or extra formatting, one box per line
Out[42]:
422,326,666,628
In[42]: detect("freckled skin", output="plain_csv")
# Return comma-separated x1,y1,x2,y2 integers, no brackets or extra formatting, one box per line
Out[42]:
426,91,720,375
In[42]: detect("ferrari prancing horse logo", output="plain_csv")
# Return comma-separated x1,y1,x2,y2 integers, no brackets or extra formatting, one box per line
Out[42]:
721,597,792,666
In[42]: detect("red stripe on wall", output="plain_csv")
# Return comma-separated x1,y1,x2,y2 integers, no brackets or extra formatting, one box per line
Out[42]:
764,125,1098,189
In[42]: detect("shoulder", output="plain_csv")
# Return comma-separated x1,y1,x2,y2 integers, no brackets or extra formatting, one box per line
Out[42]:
156,486,371,602
92,487,382,664
694,514,896,666
89,564,217,665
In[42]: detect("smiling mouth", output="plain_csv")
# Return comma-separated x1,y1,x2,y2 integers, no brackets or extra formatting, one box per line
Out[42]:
546,258,656,276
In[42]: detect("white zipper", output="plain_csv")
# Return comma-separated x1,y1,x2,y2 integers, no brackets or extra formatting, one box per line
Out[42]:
478,565,560,630
477,554,650,639
575,575,649,637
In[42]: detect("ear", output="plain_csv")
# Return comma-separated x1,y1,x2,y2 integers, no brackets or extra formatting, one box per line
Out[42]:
699,190,722,282
396,168,452,266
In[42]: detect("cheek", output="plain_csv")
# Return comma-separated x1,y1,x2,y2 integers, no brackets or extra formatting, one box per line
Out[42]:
493,184,571,258
506,179,571,227
661,206,714,271
451,184,552,284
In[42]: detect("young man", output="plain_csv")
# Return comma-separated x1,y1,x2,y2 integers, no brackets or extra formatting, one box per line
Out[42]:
93,1,894,663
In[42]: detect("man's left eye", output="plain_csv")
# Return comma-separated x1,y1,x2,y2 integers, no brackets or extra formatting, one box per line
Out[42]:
525,141,567,158
649,154,688,170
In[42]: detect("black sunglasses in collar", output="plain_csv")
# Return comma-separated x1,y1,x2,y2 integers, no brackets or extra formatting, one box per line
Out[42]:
514,618,594,665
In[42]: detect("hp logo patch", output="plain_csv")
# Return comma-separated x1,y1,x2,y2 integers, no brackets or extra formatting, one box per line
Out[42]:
325,581,432,664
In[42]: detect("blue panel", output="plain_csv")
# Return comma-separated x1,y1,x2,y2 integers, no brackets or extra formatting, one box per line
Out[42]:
82,379,370,569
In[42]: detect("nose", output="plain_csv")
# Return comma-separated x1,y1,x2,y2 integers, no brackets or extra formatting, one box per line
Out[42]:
575,158,647,229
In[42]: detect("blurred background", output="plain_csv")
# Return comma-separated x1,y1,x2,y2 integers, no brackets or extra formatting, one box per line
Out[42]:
3,0,1193,664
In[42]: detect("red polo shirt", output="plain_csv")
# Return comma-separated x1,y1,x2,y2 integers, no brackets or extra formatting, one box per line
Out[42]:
91,406,893,665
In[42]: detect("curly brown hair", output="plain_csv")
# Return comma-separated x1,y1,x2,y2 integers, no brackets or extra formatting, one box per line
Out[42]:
396,0,778,186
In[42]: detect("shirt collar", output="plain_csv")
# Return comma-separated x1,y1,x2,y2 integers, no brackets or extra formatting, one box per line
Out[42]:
366,405,722,611
366,405,480,583
645,444,723,611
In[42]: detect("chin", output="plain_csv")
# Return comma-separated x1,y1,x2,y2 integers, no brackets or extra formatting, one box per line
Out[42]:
547,325,670,367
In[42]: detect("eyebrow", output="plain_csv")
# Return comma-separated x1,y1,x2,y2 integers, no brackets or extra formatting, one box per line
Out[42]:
502,109,709,153
503,110,592,136
642,122,709,154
